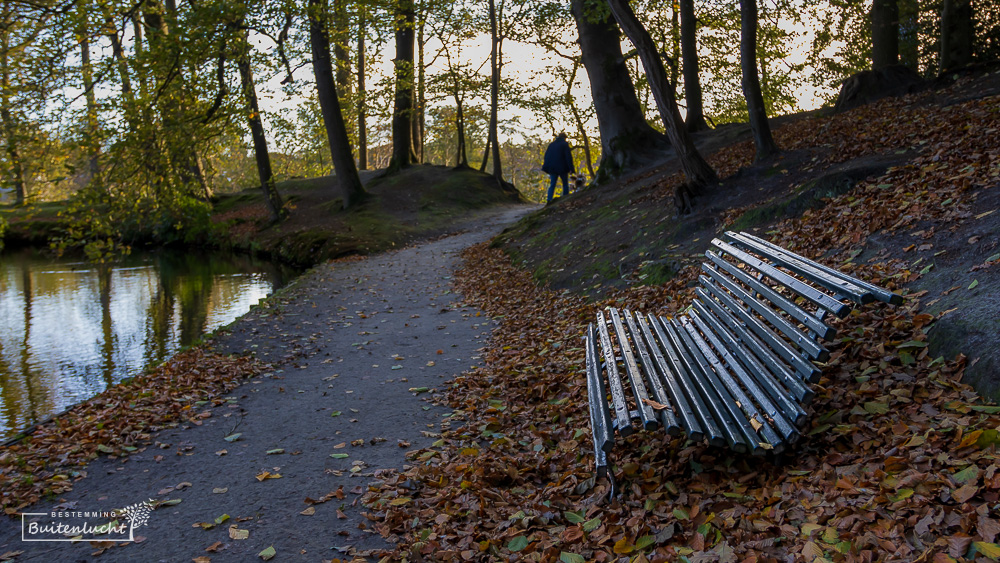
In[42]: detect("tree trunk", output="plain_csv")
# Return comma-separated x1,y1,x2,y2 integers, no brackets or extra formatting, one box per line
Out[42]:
412,14,425,163
454,92,468,168
103,5,164,191
332,0,351,94
898,0,919,70
236,30,284,223
1,1,25,206
332,0,353,143
570,0,669,183
144,0,211,200
357,6,367,170
564,60,595,179
679,0,708,131
79,22,101,181
940,0,973,72
669,5,680,92
871,0,900,69
133,13,149,97
487,0,502,183
102,7,135,106
389,0,415,171
309,0,366,207
607,0,718,190
740,0,779,162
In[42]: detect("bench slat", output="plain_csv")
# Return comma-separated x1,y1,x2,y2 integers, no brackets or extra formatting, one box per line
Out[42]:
702,263,830,362
688,306,799,445
711,239,850,317
640,313,705,442
728,231,903,305
695,290,811,425
658,318,732,449
706,250,835,340
678,317,770,454
623,310,681,435
653,317,724,445
609,308,659,431
596,310,634,436
726,231,871,304
586,324,615,454
700,275,821,381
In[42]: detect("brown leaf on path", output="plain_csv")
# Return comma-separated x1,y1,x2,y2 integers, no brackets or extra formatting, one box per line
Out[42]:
205,542,224,552
300,507,316,516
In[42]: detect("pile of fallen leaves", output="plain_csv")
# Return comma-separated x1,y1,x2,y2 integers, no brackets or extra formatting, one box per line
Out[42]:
362,88,1000,560
0,349,266,514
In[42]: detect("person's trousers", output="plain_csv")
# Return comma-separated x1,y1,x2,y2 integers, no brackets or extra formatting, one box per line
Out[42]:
547,173,570,203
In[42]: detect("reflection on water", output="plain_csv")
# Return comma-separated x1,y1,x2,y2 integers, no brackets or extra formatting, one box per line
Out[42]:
0,249,298,440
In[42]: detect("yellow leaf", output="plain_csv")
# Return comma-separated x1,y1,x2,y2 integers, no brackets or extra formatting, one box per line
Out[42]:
801,523,823,537
389,497,412,506
960,430,984,448
613,537,635,555
974,542,1000,560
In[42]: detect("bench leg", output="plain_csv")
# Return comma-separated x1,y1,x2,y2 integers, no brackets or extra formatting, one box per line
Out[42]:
596,462,620,502
605,470,619,501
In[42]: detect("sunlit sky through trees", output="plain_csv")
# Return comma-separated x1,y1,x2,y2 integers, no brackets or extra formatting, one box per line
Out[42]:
60,15,834,151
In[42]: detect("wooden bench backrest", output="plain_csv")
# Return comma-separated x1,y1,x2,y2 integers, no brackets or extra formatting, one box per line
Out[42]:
588,232,899,459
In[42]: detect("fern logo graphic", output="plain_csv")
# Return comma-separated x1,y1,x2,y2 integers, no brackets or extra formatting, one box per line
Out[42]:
118,500,154,539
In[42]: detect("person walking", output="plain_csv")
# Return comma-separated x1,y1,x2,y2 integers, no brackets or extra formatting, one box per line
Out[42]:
542,133,574,203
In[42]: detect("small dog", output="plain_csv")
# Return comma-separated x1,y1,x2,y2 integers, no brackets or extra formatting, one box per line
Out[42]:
572,173,587,192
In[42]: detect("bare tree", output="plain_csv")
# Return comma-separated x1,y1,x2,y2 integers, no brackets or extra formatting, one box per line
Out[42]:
309,0,366,207
740,0,779,161
607,0,718,191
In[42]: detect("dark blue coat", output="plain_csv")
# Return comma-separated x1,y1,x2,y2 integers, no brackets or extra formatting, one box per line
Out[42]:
542,137,574,175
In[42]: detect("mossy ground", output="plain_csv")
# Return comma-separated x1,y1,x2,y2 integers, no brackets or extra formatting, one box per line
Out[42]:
213,165,523,266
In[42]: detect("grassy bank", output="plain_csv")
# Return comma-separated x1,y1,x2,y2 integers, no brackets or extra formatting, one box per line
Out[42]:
1,165,524,267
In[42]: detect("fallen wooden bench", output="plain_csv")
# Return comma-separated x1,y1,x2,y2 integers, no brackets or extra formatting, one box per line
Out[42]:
585,231,900,493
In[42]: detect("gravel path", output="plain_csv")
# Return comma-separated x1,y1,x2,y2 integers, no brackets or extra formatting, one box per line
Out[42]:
0,204,538,563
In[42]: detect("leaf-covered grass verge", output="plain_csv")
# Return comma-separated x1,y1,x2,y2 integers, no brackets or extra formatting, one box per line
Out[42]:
0,349,267,514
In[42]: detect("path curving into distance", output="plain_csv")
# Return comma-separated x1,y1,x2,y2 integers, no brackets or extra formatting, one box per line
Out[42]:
0,203,538,563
